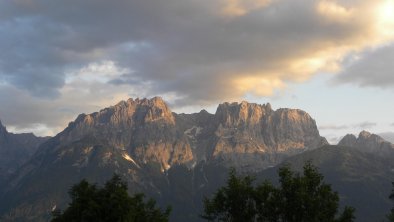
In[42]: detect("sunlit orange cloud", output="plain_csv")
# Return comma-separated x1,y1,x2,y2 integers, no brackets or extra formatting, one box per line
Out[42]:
225,0,394,97
221,0,272,16
317,1,354,21
233,75,286,97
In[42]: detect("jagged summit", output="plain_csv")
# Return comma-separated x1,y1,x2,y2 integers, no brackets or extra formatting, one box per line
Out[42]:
23,97,329,173
338,130,394,154
73,96,174,127
338,134,357,146
359,130,372,138
0,98,331,221
215,101,272,127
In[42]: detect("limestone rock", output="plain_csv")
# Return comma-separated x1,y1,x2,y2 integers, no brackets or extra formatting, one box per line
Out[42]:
27,97,328,172
58,97,193,171
209,102,327,170
338,130,394,154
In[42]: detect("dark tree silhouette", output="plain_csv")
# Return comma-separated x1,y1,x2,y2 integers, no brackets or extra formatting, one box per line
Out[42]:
202,168,256,222
202,162,355,222
51,174,171,222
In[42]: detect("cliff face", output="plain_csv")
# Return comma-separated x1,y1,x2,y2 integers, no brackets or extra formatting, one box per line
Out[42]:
57,97,193,171
45,97,327,171
0,97,329,221
338,131,394,154
208,102,327,170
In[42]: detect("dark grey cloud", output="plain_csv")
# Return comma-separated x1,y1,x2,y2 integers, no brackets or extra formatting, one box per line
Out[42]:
0,0,386,102
335,44,394,88
0,0,393,134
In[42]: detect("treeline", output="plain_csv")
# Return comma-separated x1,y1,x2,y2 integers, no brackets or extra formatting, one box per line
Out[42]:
52,162,394,222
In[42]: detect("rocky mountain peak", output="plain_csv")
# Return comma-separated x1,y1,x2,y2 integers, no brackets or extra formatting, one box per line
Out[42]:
275,109,310,122
261,108,328,151
210,102,327,170
359,130,372,139
338,134,357,147
357,130,387,146
116,97,175,123
34,97,329,173
338,131,394,154
215,101,272,127
69,97,175,130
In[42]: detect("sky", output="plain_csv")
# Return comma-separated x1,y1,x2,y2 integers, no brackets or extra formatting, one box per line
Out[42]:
0,0,394,143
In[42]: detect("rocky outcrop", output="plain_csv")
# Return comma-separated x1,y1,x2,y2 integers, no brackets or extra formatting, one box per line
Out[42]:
35,97,328,171
338,130,394,154
0,97,329,221
12,97,327,173
56,97,194,171
208,102,327,170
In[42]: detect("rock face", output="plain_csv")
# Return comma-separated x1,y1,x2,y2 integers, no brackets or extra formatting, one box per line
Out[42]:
52,97,327,171
58,97,194,171
0,121,49,179
338,130,394,154
207,102,327,170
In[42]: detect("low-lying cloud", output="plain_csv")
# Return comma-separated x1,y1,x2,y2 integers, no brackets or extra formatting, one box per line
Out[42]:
355,121,377,129
319,125,349,130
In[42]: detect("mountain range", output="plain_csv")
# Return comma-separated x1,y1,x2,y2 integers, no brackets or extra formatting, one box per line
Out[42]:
0,97,393,221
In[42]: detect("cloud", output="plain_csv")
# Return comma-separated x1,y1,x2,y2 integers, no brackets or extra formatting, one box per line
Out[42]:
1,0,394,133
0,62,151,136
355,121,377,129
334,44,394,88
319,124,349,130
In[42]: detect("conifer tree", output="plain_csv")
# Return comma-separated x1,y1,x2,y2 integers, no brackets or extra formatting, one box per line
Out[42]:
202,162,355,222
51,174,171,222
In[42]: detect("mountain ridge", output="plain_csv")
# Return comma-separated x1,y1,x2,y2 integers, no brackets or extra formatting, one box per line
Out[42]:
0,120,49,181
0,97,329,221
11,98,394,221
55,97,328,171
338,130,394,155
